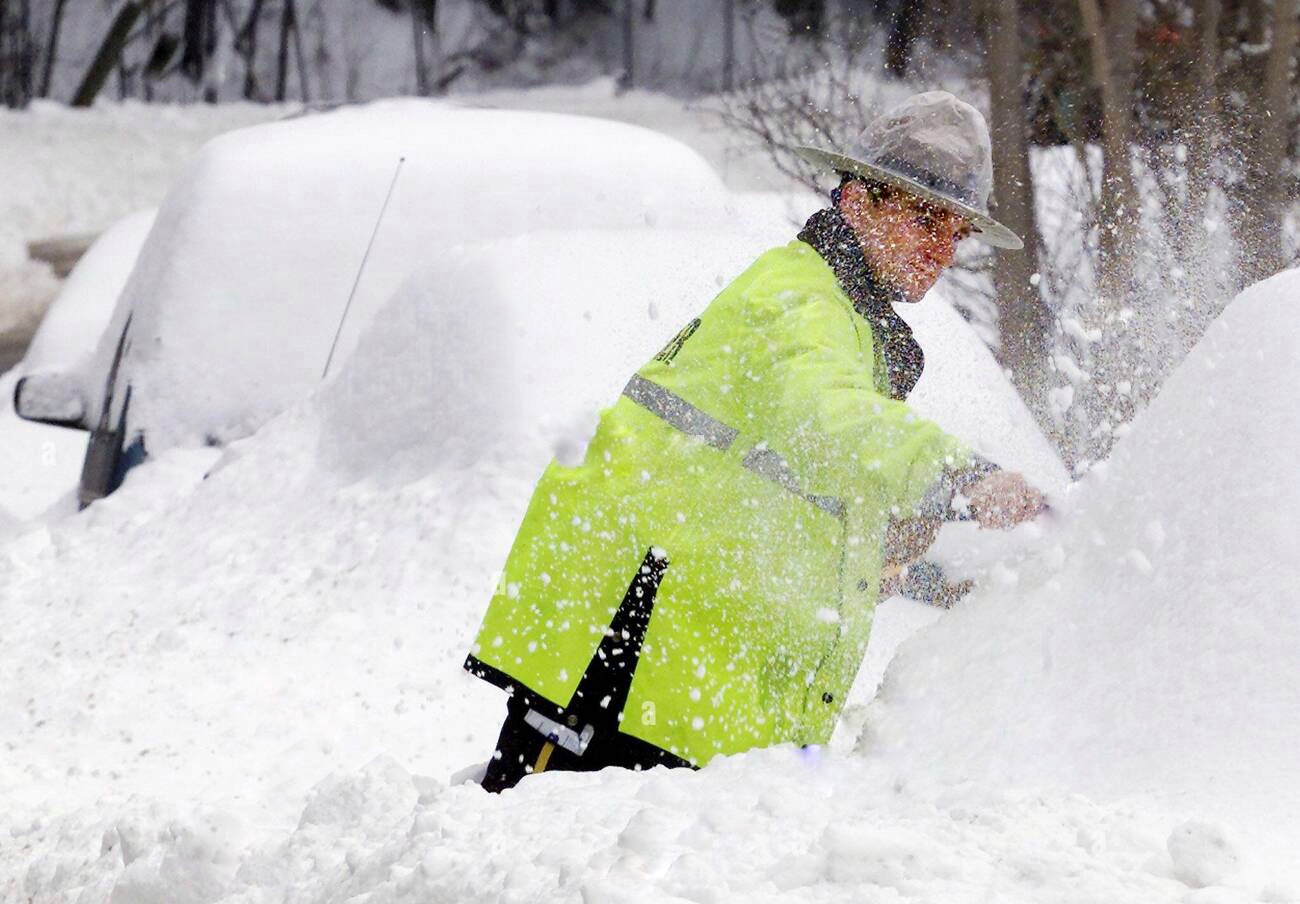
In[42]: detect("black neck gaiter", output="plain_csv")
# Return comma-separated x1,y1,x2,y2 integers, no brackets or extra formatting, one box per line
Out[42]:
796,207,926,401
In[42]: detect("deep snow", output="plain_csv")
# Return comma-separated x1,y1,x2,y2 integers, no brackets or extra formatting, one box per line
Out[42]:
3,89,1298,903
8,265,1297,900
862,269,1300,866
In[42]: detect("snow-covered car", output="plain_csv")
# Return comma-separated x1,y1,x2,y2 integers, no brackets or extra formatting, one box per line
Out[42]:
13,100,739,507
1,209,155,520
17,210,157,378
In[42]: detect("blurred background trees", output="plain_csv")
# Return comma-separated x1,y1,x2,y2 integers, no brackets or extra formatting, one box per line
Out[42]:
713,0,1298,468
2,0,1296,471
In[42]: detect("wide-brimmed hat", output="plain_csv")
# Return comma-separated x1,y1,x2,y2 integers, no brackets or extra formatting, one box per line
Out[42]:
795,91,1023,250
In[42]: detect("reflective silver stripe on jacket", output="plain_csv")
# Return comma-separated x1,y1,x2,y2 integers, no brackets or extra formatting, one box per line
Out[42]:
915,454,1000,521
623,374,737,450
741,445,801,494
622,375,845,520
804,493,846,519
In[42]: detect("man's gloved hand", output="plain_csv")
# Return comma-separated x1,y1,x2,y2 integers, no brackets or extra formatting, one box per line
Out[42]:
879,559,975,607
879,517,938,600
966,470,1046,529
883,516,940,568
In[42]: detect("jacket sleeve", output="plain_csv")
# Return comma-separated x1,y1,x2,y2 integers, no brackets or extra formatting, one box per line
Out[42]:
748,284,986,518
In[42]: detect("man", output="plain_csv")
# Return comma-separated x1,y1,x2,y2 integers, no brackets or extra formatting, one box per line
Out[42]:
464,91,1045,792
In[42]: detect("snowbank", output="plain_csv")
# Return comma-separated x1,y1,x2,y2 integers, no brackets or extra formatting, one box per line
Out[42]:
2,206,1082,899
6,267,1294,899
861,268,1300,863
24,751,1242,904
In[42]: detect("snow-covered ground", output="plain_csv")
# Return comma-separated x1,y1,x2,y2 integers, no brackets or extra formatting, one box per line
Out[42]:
4,88,1298,903
8,263,1298,899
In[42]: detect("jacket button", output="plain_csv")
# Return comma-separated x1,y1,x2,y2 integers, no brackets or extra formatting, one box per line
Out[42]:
822,692,834,704
857,579,870,592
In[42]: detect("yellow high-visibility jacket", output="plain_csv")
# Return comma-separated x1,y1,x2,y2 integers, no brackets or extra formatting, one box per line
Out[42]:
466,220,979,767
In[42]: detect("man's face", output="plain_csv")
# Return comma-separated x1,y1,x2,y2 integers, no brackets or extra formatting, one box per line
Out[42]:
840,181,972,302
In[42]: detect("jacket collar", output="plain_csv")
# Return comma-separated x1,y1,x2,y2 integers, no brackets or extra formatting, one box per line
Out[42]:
796,207,925,401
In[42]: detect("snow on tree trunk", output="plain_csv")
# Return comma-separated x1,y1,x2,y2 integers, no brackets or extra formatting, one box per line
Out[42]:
1239,0,1298,285
987,0,1055,442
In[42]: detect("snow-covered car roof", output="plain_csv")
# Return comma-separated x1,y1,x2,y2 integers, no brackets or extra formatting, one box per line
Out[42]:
83,100,736,452
21,208,156,374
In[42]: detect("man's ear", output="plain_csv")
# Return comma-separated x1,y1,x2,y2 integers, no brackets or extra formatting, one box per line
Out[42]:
837,179,864,210
839,179,886,211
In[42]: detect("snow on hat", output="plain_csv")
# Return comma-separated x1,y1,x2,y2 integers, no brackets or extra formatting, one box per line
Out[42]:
795,91,1024,250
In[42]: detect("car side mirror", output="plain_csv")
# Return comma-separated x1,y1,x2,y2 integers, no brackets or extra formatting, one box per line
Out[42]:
13,373,88,430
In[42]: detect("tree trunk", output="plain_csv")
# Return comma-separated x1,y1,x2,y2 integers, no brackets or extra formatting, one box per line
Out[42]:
775,0,823,36
2,0,16,106
142,0,159,101
72,1,143,107
37,0,65,98
987,0,1054,429
1246,0,1267,43
276,0,298,102
234,0,258,98
411,0,436,96
722,0,734,91
1240,0,1297,283
411,3,427,95
1077,0,1138,299
1183,0,1221,254
0,0,40,107
181,0,215,83
290,1,307,101
1068,0,1142,467
17,0,31,100
620,0,633,89
240,0,266,99
885,0,923,77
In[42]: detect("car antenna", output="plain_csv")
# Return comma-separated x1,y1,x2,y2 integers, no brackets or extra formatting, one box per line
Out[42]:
322,156,406,380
